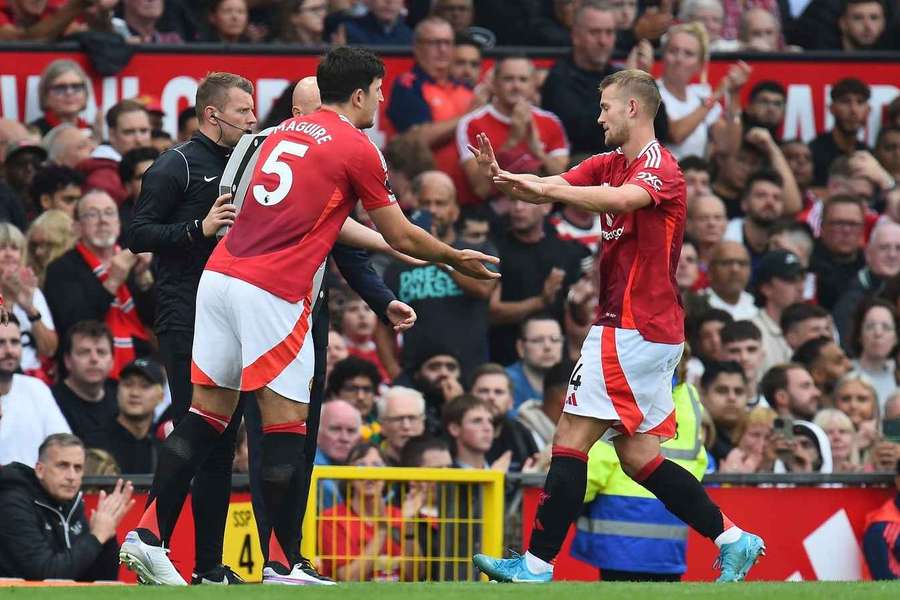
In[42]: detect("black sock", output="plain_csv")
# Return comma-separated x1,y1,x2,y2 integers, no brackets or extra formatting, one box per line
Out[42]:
192,406,242,573
260,426,307,567
138,411,225,544
527,447,589,563
636,457,726,541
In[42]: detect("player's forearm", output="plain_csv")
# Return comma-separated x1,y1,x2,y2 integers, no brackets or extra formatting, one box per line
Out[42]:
386,223,457,265
540,183,647,214
338,218,391,253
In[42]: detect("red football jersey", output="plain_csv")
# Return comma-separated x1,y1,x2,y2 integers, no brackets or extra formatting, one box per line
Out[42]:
456,104,569,205
205,109,396,302
561,140,686,344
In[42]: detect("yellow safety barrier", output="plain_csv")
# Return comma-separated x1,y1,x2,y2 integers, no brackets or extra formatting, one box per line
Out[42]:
301,466,505,582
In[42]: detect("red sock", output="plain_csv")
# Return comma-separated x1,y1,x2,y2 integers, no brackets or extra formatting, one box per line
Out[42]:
137,498,161,541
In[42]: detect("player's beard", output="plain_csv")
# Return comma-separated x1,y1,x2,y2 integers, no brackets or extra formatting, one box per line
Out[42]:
360,114,376,129
604,122,627,148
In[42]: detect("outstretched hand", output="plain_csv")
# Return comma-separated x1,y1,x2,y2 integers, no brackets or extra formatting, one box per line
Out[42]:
492,171,549,204
449,248,501,281
467,133,500,179
386,300,417,332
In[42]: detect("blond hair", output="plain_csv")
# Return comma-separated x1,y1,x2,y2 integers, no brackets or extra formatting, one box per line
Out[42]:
732,405,776,443
0,223,26,265
662,21,710,82
84,448,121,477
813,408,863,469
599,68,662,117
26,210,76,285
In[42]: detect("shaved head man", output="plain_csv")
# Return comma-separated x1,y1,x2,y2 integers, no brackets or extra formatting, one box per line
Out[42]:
292,77,321,117
706,241,757,320
412,170,459,241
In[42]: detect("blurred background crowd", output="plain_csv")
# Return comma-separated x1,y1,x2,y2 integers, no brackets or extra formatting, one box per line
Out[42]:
0,0,899,500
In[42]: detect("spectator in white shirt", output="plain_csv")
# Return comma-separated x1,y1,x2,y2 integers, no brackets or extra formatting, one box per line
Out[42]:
0,223,57,375
0,315,70,466
657,22,749,160
703,241,758,320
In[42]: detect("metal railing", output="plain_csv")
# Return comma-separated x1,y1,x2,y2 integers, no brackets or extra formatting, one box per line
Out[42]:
80,469,896,491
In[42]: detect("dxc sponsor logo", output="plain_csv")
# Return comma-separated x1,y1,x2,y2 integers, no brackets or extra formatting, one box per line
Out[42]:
602,227,625,241
635,171,662,191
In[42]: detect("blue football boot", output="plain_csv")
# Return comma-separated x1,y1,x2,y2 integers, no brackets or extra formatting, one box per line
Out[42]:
715,532,766,582
472,552,553,583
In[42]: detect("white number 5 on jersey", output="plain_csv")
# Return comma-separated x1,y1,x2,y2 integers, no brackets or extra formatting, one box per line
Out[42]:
252,140,309,206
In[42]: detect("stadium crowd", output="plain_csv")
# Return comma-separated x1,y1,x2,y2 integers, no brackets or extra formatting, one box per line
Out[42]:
0,0,899,583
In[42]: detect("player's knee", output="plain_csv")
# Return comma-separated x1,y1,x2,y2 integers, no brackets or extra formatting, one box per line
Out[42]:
257,388,309,424
188,406,232,434
192,385,241,417
618,448,660,479
552,413,603,454
619,457,644,479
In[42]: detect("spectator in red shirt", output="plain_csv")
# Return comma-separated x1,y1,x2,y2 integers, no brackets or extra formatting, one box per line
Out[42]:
77,99,151,205
0,0,93,41
387,17,479,195
457,56,569,205
318,442,423,581
340,291,390,381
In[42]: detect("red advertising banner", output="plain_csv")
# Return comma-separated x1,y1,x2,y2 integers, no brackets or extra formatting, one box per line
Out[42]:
1,50,899,148
521,485,895,581
86,485,894,583
84,491,261,583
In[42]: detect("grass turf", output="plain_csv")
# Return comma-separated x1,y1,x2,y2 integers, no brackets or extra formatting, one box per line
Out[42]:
1,582,898,599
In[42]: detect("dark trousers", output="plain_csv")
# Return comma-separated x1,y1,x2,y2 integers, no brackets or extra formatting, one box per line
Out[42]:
157,329,246,573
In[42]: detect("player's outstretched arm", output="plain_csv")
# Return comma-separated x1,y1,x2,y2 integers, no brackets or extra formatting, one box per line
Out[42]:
368,203,500,280
338,217,427,266
467,133,569,188
494,171,653,214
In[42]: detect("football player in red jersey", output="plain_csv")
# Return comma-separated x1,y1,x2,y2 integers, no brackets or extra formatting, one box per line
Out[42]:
120,47,499,586
471,69,764,583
